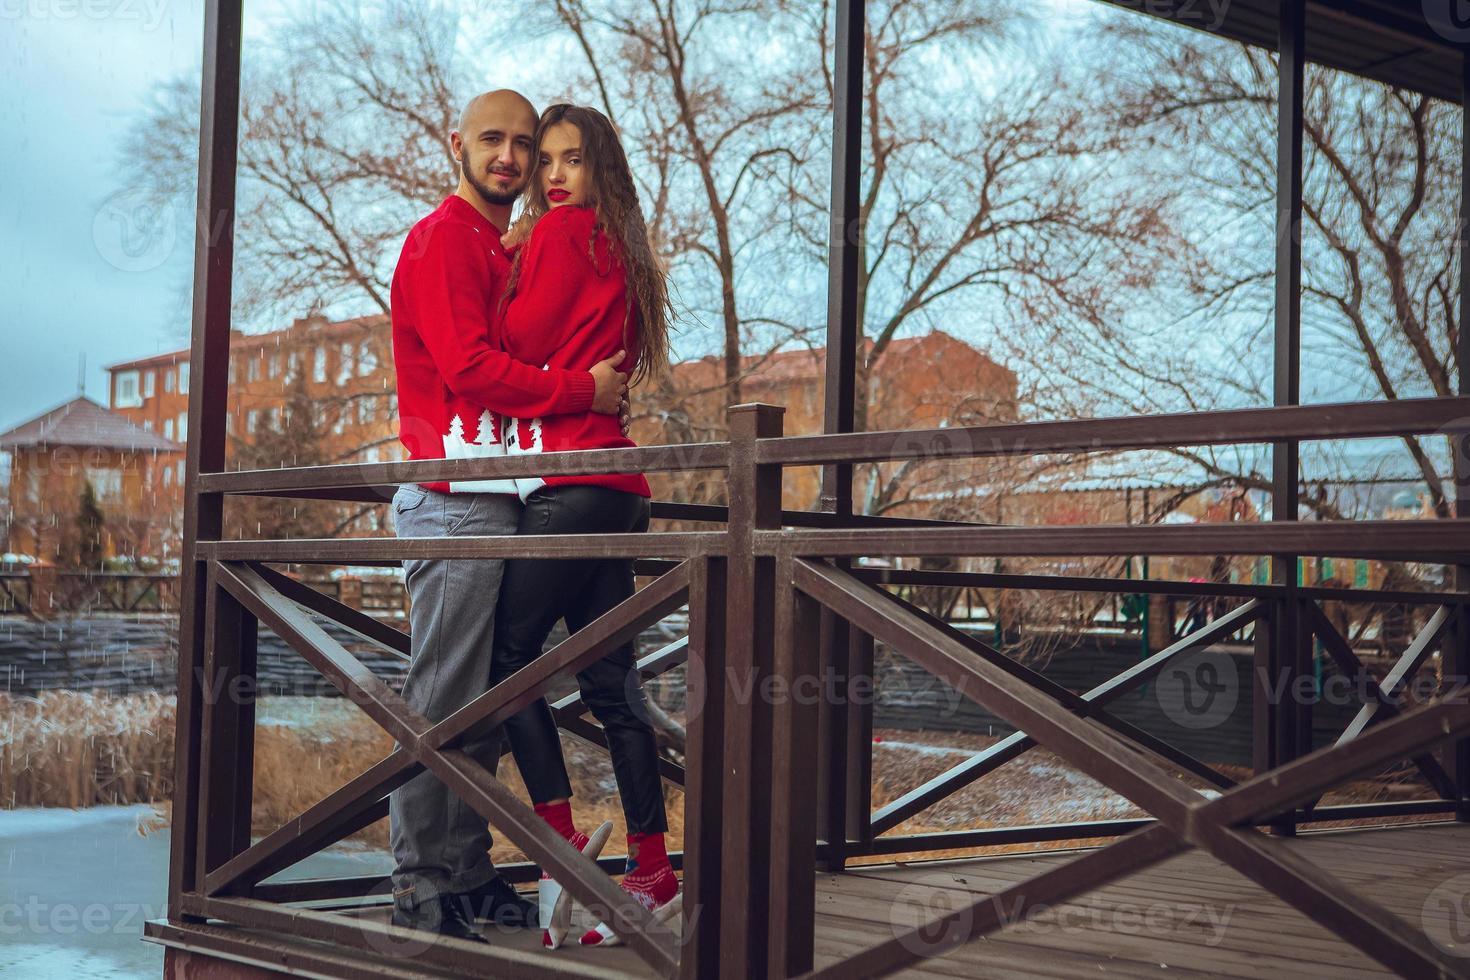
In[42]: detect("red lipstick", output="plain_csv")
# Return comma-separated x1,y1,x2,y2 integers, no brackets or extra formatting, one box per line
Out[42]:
547,188,571,202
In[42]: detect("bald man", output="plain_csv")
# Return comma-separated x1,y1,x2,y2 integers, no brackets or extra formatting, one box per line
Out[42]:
386,89,627,943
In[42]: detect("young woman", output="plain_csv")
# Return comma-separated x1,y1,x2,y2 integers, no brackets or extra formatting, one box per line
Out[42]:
488,103,675,949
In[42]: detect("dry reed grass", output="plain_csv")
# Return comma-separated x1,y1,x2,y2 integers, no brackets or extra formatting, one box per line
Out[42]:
3,692,1426,870
0,692,174,810
0,692,683,860
243,711,688,863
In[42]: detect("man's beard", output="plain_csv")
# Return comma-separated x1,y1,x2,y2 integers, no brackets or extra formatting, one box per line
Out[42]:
463,156,521,207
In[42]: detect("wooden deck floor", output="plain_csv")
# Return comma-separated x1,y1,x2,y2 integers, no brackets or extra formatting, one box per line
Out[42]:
444,821,1470,978
811,821,1470,978
156,821,1468,978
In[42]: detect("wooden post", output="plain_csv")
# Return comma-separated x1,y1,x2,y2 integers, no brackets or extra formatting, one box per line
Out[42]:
768,556,822,977
170,0,242,921
816,0,865,875
845,629,875,846
1452,43,1470,822
1147,594,1171,651
719,403,784,980
196,561,258,883
816,606,850,870
1252,601,1277,782
678,556,729,980
1268,0,1307,836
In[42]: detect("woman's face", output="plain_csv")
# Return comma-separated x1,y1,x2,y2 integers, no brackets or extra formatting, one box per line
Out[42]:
539,121,587,209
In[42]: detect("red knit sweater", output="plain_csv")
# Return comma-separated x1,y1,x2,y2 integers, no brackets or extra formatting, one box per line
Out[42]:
496,206,652,500
390,195,596,494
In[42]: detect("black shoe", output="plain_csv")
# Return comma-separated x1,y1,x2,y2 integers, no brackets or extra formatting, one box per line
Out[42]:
458,875,539,928
391,893,489,944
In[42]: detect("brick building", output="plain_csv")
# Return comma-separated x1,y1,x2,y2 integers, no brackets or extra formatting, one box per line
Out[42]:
0,396,182,564
104,315,402,549
97,317,1016,556
107,314,399,471
633,331,1019,510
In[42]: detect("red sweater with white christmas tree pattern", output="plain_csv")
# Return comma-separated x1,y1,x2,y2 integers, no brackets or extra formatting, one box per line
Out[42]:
496,205,651,500
390,195,595,494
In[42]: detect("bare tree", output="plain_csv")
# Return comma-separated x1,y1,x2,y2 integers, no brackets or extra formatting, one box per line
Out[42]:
121,2,466,546
551,0,829,411
122,2,1208,539
1043,17,1460,525
124,1,469,330
791,2,1184,519
547,1,1187,532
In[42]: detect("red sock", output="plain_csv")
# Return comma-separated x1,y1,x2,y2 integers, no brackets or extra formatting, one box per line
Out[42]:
535,801,586,849
626,832,668,874
579,832,677,944
623,832,676,905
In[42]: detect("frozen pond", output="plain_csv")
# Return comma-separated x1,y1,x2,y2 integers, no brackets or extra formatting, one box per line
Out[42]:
0,804,392,977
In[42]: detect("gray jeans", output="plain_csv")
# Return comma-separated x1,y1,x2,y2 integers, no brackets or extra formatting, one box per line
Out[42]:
388,483,521,911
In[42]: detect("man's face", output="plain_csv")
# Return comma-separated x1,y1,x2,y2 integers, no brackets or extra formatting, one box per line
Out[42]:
453,98,537,207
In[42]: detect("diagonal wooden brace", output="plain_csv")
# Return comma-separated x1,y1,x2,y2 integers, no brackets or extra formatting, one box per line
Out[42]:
209,560,687,975
1302,602,1457,812
795,560,1470,979
870,598,1259,833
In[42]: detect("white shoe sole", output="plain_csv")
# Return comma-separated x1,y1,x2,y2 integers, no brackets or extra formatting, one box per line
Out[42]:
585,889,682,947
540,820,614,950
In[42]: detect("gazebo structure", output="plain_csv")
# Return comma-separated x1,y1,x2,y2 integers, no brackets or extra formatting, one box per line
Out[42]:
148,1,1470,978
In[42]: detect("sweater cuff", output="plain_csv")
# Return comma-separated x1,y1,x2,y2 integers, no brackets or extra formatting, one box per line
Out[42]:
565,371,596,413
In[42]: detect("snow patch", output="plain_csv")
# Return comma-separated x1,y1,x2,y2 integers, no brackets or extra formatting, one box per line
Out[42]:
0,803,157,839
0,943,130,978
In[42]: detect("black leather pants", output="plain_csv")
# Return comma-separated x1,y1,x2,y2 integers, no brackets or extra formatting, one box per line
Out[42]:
488,485,666,833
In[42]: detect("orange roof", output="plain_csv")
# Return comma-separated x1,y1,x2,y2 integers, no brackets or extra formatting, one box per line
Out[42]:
103,347,193,371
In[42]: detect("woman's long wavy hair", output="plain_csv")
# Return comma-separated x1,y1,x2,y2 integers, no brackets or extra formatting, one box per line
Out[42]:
504,103,671,384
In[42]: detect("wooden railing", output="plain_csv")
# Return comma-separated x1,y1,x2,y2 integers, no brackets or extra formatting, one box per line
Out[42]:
1,569,178,616
157,394,1470,979
157,1,1470,975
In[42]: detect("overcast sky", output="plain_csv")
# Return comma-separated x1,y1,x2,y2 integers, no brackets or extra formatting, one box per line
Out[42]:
2,2,202,432
10,0,1389,448
0,0,639,433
